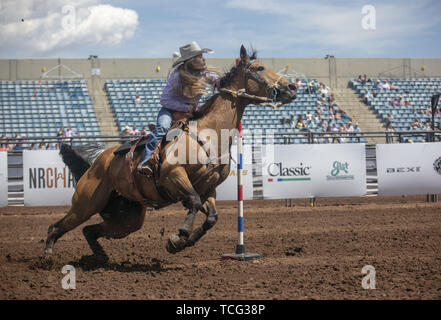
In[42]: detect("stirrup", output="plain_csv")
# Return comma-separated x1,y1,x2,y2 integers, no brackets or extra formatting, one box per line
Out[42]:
137,160,153,176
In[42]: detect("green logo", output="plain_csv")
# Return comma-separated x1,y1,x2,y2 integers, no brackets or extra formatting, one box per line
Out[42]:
331,161,349,176
327,161,354,180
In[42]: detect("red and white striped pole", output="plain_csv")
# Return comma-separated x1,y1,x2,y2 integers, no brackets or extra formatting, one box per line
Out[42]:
221,122,260,261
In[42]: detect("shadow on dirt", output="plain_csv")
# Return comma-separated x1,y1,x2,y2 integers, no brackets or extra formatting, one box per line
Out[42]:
69,256,183,273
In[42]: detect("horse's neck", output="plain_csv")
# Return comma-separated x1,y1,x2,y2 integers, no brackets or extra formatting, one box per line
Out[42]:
196,77,245,133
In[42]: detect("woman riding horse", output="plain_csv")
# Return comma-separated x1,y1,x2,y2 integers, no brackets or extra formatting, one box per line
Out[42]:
44,45,297,261
137,41,220,177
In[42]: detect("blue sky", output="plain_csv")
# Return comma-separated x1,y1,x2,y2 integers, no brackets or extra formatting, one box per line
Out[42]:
1,0,441,58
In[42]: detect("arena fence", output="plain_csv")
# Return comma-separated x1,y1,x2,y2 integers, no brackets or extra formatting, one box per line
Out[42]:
1,131,440,206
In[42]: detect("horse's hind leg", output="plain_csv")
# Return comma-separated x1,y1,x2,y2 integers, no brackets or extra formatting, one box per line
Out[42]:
82,200,145,262
44,175,113,255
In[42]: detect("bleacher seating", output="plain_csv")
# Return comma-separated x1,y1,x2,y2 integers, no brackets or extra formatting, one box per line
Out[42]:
350,78,441,142
0,80,100,138
105,78,366,144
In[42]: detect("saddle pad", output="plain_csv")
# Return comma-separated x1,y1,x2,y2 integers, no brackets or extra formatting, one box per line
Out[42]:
113,135,149,156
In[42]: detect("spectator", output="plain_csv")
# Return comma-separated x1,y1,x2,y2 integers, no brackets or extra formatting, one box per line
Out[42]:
65,127,73,138
373,80,381,91
389,81,398,90
386,124,395,143
38,142,46,150
0,135,8,151
356,75,363,83
141,127,148,136
362,74,370,84
306,111,313,122
121,126,131,137
385,113,394,127
327,93,335,105
57,127,65,138
132,125,140,136
410,119,422,130
295,78,302,90
363,89,373,103
381,80,390,90
134,94,142,104
404,99,411,107
13,143,23,151
319,83,329,95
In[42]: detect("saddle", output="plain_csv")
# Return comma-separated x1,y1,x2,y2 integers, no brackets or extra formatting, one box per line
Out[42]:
114,112,193,208
114,111,193,171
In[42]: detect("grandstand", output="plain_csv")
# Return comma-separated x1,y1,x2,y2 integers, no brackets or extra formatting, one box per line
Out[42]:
350,78,441,142
0,80,100,139
1,57,441,145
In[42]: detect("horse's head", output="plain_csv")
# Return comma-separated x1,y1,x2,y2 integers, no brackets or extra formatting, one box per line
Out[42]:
238,45,297,106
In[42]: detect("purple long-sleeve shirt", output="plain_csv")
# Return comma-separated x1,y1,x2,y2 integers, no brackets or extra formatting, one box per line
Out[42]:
160,68,219,112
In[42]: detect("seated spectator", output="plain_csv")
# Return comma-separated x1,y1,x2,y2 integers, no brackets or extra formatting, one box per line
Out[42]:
148,123,156,132
362,74,370,84
327,93,335,105
38,142,46,150
423,121,432,131
57,127,65,138
134,94,142,104
404,99,411,107
356,75,363,83
410,119,422,130
295,78,302,90
389,81,398,90
346,122,354,133
121,126,131,137
373,80,381,91
319,83,329,95
141,127,148,136
306,111,313,122
353,122,361,133
372,89,378,98
363,89,373,103
65,127,73,138
381,80,390,90
132,125,140,135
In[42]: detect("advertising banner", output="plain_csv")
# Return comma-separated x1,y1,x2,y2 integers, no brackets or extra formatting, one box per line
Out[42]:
23,150,76,206
216,144,254,201
0,152,7,207
377,142,441,196
262,144,366,199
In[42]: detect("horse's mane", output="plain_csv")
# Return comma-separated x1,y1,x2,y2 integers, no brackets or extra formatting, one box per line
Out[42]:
193,50,258,119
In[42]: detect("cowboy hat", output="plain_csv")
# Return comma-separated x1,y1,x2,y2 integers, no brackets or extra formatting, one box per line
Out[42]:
172,41,214,67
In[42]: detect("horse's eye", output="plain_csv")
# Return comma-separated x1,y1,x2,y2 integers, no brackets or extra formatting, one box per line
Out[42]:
256,66,264,71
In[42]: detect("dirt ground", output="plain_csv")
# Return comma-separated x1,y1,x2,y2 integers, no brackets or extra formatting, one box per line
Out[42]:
0,195,440,300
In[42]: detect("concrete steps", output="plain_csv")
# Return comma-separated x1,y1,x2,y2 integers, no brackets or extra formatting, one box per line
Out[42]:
87,78,120,147
332,88,386,144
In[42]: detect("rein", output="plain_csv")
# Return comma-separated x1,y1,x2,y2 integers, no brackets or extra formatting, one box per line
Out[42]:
218,59,283,109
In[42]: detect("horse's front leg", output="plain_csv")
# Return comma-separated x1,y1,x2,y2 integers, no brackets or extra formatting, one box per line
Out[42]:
185,192,218,248
161,167,203,254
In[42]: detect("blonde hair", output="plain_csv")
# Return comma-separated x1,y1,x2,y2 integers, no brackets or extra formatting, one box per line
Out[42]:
173,58,219,99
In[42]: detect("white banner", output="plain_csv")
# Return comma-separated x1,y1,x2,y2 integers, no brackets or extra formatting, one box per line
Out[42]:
0,152,7,207
377,142,441,196
23,150,76,206
216,144,254,201
262,144,366,199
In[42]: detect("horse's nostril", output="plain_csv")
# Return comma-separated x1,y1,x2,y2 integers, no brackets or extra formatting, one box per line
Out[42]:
288,84,297,91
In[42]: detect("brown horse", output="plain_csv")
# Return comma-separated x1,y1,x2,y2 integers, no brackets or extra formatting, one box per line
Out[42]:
44,46,297,261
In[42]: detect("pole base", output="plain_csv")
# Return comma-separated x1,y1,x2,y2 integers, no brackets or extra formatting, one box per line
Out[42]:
221,252,260,261
221,244,260,261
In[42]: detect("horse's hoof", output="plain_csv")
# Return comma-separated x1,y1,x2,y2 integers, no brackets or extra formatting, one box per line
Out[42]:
166,234,186,254
44,247,53,255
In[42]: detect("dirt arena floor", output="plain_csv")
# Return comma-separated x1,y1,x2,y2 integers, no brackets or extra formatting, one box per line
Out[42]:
0,195,440,300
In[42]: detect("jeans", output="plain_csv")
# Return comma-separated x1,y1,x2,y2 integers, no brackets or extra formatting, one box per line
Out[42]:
141,107,174,163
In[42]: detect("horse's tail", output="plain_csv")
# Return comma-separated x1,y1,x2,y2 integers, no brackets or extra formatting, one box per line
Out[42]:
59,143,106,183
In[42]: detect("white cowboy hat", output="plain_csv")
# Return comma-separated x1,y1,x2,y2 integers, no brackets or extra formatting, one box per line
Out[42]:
172,41,214,67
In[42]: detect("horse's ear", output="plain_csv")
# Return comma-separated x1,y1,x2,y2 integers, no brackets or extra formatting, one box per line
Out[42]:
240,45,249,65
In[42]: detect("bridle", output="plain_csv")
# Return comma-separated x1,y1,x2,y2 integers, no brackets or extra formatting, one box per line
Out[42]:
218,59,287,108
